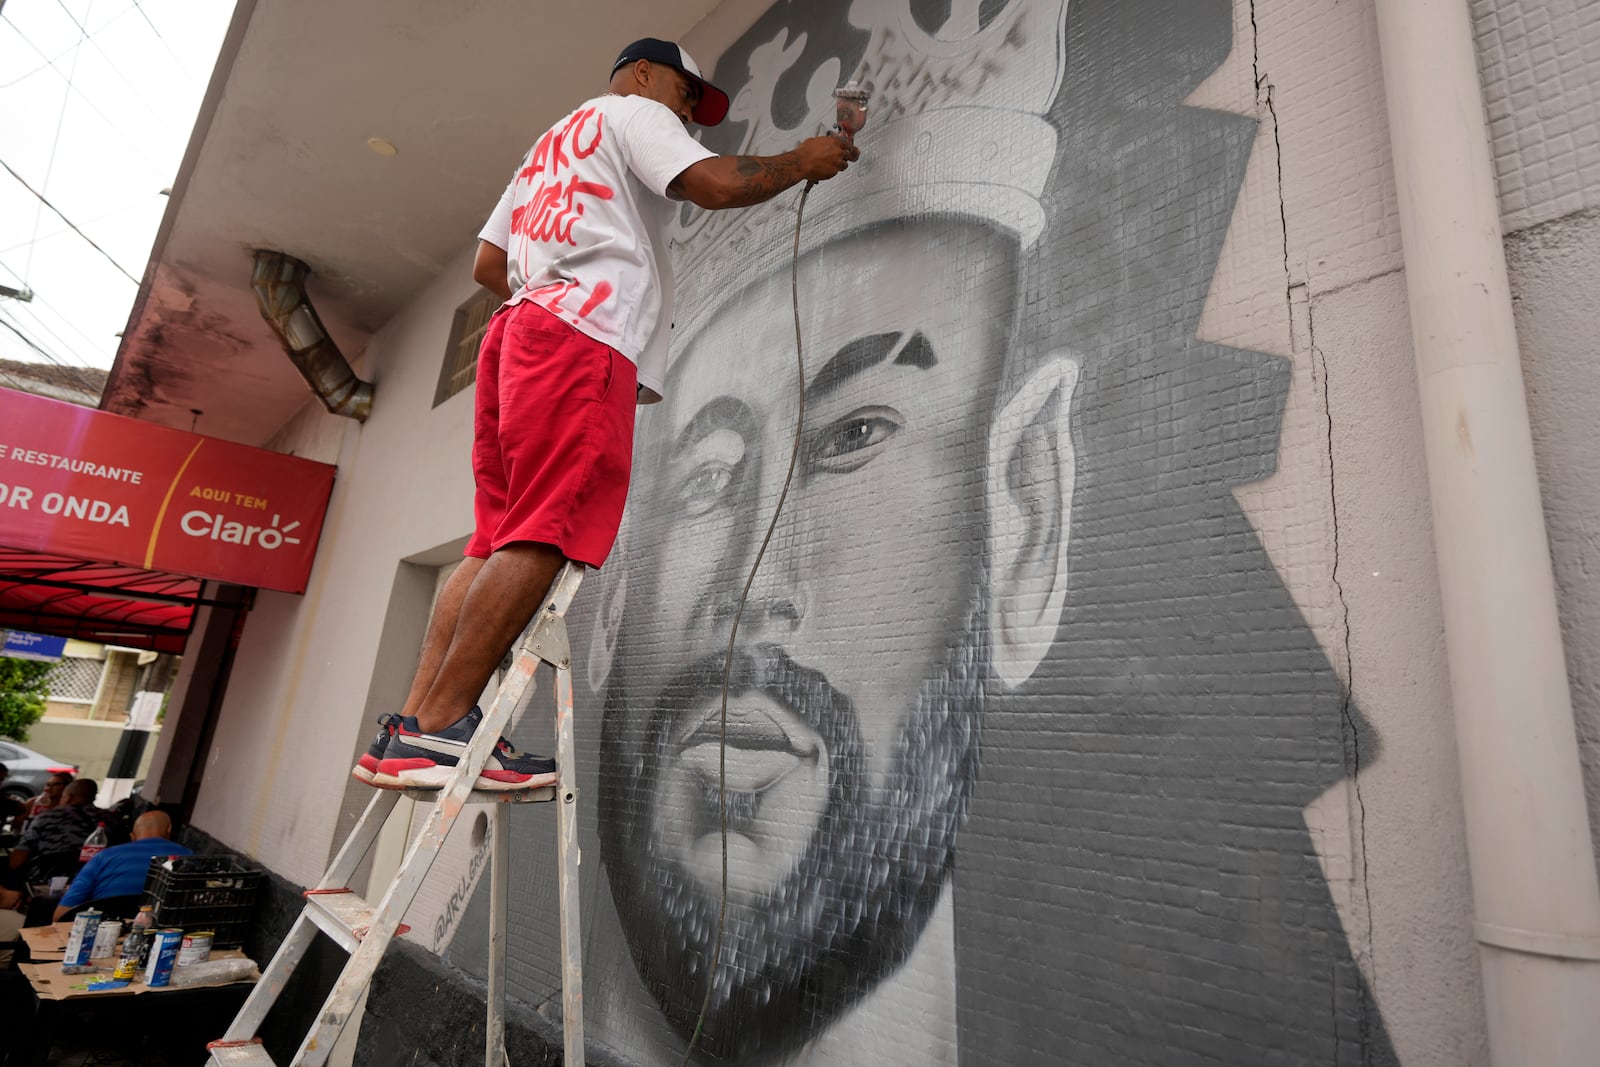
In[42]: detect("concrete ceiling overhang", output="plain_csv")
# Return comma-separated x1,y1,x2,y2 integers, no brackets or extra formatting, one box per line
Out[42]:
102,0,719,445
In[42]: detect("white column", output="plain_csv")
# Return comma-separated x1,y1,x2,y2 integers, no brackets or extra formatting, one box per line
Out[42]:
1372,0,1600,1062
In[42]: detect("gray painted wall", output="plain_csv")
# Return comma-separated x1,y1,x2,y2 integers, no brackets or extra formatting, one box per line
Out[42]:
445,1,1395,1062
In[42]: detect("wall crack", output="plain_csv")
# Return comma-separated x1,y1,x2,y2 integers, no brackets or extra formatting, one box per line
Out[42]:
1255,0,1381,1052
1311,307,1381,1059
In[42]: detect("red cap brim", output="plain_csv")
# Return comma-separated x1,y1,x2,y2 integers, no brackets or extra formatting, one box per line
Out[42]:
690,80,730,127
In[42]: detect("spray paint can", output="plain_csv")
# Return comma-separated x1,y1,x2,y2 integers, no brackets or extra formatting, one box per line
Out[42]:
61,909,102,972
178,930,214,966
143,928,184,987
90,919,122,960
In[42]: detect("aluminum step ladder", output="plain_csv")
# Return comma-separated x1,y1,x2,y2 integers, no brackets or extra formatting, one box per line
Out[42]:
208,562,587,1067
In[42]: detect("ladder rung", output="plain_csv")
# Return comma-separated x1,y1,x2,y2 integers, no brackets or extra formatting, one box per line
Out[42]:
212,563,587,1067
401,784,556,805
303,890,408,954
207,1039,275,1065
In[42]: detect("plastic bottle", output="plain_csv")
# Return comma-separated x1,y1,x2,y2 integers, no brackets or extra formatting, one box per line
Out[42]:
113,927,145,981
79,821,109,864
169,957,256,988
123,903,157,972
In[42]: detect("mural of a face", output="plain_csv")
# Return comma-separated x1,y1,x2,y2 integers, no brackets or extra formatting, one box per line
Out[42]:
598,219,1025,1060
444,2,1399,1065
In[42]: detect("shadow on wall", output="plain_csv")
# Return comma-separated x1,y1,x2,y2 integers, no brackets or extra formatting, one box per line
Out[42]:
442,1,1398,1065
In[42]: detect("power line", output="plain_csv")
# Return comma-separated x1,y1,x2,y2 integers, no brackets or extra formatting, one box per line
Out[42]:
127,0,195,87
51,0,186,144
0,157,142,285
0,0,134,89
6,287,116,369
0,309,81,366
20,0,89,280
0,309,72,364
0,260,117,367
0,190,163,256
0,12,174,179
0,311,106,395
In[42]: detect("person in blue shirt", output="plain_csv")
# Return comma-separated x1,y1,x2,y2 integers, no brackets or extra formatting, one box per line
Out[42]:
54,810,192,919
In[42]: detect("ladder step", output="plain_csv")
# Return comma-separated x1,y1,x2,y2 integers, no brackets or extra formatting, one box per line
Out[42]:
210,564,588,1067
401,784,557,805
303,889,409,954
207,1038,275,1065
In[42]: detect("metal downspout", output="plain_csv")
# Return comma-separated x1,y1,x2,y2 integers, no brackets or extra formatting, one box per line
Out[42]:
1372,0,1600,1061
251,250,374,422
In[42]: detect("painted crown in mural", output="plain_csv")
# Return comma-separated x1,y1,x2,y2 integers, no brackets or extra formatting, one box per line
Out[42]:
669,0,1069,345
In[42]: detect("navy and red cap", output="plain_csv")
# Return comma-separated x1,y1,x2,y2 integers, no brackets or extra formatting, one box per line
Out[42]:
611,38,730,127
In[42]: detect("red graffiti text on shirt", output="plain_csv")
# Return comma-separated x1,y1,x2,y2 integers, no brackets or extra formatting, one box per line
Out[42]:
512,107,613,246
539,279,615,323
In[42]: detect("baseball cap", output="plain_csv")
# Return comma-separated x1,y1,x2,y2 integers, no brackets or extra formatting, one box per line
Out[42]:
610,38,730,127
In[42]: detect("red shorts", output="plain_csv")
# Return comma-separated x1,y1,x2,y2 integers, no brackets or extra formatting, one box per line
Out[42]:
465,301,637,568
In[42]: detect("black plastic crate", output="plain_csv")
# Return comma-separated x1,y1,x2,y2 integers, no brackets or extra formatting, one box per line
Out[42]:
142,855,263,948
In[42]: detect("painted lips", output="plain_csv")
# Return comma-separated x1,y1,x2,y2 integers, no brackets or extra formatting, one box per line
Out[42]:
677,693,822,794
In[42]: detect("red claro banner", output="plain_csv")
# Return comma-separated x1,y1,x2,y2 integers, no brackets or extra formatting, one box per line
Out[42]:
0,388,336,593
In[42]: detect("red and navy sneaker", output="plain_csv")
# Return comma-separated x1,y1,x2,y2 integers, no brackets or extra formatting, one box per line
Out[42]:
351,712,402,785
371,707,556,792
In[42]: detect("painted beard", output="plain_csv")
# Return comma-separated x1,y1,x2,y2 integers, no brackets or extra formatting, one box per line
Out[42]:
598,600,990,1065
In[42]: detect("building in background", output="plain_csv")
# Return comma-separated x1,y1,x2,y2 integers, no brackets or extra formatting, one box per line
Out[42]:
32,640,178,791
97,0,1600,1065
0,357,105,408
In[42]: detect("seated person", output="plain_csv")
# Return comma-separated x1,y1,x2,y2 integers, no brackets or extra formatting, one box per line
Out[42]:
19,771,71,828
54,811,192,920
0,766,29,831
0,779,104,909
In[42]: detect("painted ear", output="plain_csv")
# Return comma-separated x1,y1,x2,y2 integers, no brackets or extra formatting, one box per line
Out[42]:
986,355,1081,688
587,544,628,692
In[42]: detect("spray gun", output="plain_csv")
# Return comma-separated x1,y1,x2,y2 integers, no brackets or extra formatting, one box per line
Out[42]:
831,82,870,146
806,83,869,192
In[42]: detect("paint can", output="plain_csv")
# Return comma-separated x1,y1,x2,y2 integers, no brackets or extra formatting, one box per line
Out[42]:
90,919,122,960
178,930,214,966
143,928,184,987
61,909,102,972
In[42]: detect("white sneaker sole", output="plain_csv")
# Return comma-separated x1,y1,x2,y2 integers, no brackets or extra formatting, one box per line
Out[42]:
371,763,558,792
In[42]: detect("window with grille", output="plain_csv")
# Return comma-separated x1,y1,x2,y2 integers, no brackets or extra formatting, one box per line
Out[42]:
434,288,500,407
45,656,102,702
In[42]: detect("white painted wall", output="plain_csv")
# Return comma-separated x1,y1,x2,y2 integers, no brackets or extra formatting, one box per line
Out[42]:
188,241,483,888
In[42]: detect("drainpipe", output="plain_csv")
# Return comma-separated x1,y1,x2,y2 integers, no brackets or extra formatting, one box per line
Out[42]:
1373,0,1600,1062
251,250,374,421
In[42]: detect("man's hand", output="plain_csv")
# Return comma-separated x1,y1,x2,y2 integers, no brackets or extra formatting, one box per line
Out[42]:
794,134,859,183
669,135,863,211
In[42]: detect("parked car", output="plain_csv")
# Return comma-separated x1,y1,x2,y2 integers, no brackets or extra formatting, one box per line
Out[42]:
0,739,78,799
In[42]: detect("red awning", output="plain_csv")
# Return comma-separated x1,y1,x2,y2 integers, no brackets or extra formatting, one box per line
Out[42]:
0,547,217,653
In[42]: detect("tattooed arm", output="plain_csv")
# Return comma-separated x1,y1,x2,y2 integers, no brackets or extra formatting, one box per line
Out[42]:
668,135,858,210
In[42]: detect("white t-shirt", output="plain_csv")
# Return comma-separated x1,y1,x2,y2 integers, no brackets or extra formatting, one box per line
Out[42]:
478,94,715,403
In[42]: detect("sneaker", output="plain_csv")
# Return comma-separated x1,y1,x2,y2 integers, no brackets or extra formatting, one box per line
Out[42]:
351,712,402,785
371,707,557,792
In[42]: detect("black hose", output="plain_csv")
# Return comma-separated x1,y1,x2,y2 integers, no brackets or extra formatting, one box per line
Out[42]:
677,178,816,1066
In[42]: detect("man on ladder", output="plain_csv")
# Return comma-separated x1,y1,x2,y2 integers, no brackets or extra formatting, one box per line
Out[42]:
209,37,859,1067
351,38,857,793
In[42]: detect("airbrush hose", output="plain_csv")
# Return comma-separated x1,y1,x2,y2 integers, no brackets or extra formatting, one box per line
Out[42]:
678,83,870,1067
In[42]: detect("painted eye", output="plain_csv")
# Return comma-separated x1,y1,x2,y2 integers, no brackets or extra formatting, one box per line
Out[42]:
805,408,902,474
678,460,738,517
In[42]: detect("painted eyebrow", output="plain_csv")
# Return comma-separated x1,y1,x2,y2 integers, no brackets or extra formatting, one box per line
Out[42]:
806,330,937,401
673,395,757,455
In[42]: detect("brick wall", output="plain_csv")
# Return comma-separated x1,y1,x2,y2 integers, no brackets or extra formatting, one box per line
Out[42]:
436,1,1422,1063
